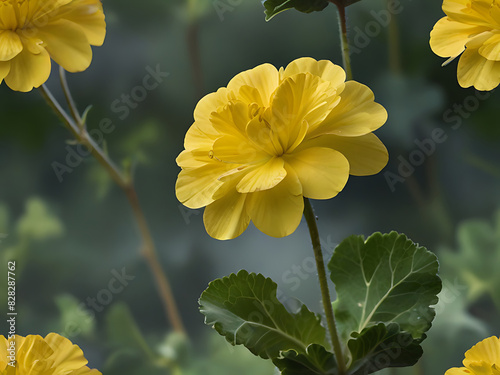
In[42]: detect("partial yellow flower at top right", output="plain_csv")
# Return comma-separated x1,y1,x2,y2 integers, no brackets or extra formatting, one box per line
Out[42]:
430,0,500,91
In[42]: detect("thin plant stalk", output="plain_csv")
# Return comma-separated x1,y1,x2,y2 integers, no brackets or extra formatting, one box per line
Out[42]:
39,69,186,336
331,0,353,80
303,198,347,375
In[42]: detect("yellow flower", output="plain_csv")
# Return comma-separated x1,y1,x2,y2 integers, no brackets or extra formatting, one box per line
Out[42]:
0,333,101,374
445,336,500,375
430,0,500,90
0,0,106,92
176,57,388,240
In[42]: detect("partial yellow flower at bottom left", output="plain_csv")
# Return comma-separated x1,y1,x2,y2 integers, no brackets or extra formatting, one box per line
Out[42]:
0,333,101,375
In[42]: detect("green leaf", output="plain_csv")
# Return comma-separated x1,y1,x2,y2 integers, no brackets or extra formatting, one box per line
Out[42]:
106,302,156,361
347,323,422,375
328,232,441,372
199,270,328,360
274,344,337,375
56,294,96,338
329,232,441,341
440,210,500,309
263,0,329,21
16,197,64,241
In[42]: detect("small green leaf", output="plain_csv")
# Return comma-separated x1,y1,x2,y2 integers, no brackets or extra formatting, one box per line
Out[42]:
56,294,95,338
274,344,337,375
329,232,441,342
263,0,329,21
16,198,64,241
199,270,328,360
347,323,423,375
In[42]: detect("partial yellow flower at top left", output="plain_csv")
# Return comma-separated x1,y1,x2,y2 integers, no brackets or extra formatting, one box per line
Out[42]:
0,333,101,375
0,0,106,92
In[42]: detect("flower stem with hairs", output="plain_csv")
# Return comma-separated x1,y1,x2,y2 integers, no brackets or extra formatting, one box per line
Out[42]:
331,0,353,80
303,198,347,375
39,67,186,336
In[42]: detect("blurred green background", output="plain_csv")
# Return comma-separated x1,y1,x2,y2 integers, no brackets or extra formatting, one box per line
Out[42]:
1,0,499,374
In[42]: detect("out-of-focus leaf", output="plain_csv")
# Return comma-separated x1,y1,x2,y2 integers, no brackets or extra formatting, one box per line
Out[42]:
441,210,500,309
16,197,64,241
106,302,156,360
199,270,328,360
56,294,96,339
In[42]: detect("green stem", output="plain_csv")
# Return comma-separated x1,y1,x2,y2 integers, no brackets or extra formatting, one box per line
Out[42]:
387,0,402,74
331,0,353,80
38,80,187,336
303,198,347,375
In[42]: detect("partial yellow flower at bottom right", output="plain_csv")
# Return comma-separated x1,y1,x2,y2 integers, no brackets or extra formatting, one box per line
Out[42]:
445,336,500,375
430,0,500,91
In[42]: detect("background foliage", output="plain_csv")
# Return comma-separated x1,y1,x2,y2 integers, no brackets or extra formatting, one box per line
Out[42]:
0,0,499,374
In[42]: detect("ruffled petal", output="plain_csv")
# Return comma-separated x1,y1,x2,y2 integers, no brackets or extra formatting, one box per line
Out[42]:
430,17,487,58
203,187,250,240
285,147,349,200
53,0,106,46
463,336,500,368
69,366,102,375
176,163,232,208
311,81,387,138
36,19,92,72
282,57,346,90
269,73,338,150
45,333,88,372
227,63,279,107
4,46,51,92
212,135,267,165
457,47,500,90
296,134,388,176
444,367,472,375
236,157,286,193
0,30,23,61
246,167,303,238
194,87,229,123
478,33,500,60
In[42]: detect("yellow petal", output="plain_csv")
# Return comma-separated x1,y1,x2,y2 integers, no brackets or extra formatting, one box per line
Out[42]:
45,333,88,372
176,163,231,208
430,17,487,58
0,336,7,371
194,87,229,123
282,57,346,89
36,19,92,72
285,147,349,199
0,30,23,61
269,73,338,150
17,335,53,372
4,46,51,92
227,63,279,107
212,135,266,164
246,115,283,156
203,187,250,240
53,0,106,46
210,101,250,138
0,60,10,82
478,33,500,60
457,47,500,90
464,336,500,368
183,123,218,151
444,367,472,375
69,366,102,375
246,167,303,238
236,157,286,193
311,81,387,138
443,0,495,26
